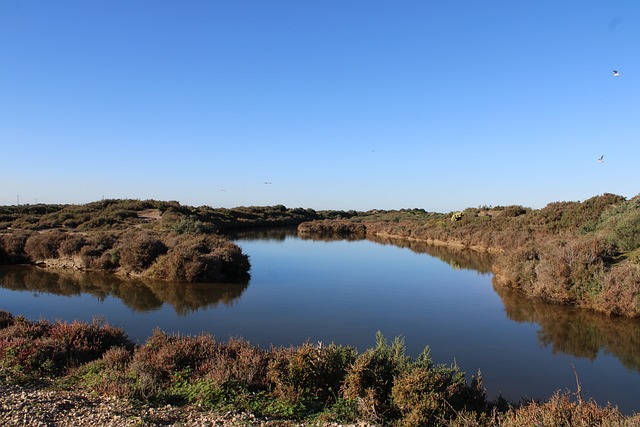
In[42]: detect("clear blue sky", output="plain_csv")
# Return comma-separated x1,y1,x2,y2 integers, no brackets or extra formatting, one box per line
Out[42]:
1,1,638,212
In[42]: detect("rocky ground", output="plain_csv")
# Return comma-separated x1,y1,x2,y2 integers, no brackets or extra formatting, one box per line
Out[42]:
0,380,374,427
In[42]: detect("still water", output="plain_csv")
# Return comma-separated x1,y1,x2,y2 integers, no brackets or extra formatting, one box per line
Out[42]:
1,227,639,413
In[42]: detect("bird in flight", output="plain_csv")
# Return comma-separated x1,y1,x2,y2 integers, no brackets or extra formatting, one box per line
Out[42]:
264,181,272,185
597,155,604,163
613,70,620,76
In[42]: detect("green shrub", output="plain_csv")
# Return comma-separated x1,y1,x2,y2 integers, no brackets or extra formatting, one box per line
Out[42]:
341,332,411,422
266,342,357,407
391,362,486,427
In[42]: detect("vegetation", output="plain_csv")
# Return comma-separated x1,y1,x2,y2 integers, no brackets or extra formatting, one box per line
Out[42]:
2,193,639,311
1,312,638,426
298,193,640,318
0,199,363,283
0,265,248,315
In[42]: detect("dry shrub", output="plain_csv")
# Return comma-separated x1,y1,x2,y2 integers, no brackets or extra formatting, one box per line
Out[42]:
199,337,268,390
102,345,133,371
532,237,614,304
0,231,31,263
83,346,135,396
147,235,249,282
23,231,67,261
78,233,118,270
128,330,218,399
47,319,133,367
57,233,87,256
493,245,539,290
593,262,640,317
0,316,131,377
499,392,627,427
117,230,167,273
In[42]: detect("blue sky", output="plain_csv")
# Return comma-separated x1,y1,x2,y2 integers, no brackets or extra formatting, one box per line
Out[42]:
1,1,638,212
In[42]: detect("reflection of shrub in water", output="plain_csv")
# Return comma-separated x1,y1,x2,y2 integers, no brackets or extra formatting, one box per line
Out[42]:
298,220,366,239
494,283,640,371
0,266,248,315
369,235,494,274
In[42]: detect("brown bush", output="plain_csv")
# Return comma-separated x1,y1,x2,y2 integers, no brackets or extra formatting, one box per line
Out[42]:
592,262,640,317
146,235,249,282
127,330,219,399
198,336,269,390
0,316,131,377
24,231,67,261
57,233,88,256
0,231,31,263
117,231,167,273
499,391,626,427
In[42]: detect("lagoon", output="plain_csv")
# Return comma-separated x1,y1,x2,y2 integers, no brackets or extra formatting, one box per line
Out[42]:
1,227,639,413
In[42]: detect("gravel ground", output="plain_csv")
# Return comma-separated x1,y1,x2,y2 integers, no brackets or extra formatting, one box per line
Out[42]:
0,380,376,427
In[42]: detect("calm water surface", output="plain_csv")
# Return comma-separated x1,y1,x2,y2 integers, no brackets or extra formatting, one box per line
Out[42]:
1,228,639,413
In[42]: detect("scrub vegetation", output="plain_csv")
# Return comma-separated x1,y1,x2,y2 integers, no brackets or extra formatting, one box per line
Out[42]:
299,193,640,318
0,199,356,283
2,312,637,426
1,194,639,316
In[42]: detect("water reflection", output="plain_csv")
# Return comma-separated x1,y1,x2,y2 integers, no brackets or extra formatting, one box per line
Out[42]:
495,283,640,372
3,229,639,377
0,266,248,315
368,235,494,274
225,226,299,241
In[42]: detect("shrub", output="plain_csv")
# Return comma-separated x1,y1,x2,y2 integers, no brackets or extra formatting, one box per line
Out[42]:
498,391,625,427
117,231,167,273
341,332,411,421
57,233,87,256
0,310,14,329
267,342,357,407
23,231,66,261
592,262,640,317
610,210,640,252
146,235,249,282
391,362,486,427
0,231,31,263
198,337,269,391
127,330,218,400
0,316,131,378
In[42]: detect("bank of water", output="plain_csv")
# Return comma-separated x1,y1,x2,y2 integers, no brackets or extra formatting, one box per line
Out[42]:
1,227,639,413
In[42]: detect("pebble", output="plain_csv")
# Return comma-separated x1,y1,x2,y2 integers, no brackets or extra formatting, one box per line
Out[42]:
0,380,379,427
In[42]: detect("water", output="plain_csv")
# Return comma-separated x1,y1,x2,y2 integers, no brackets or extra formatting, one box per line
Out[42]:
1,227,639,413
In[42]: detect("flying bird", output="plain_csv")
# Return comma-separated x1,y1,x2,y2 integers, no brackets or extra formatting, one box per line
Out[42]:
613,70,620,76
597,155,604,163
263,181,272,185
